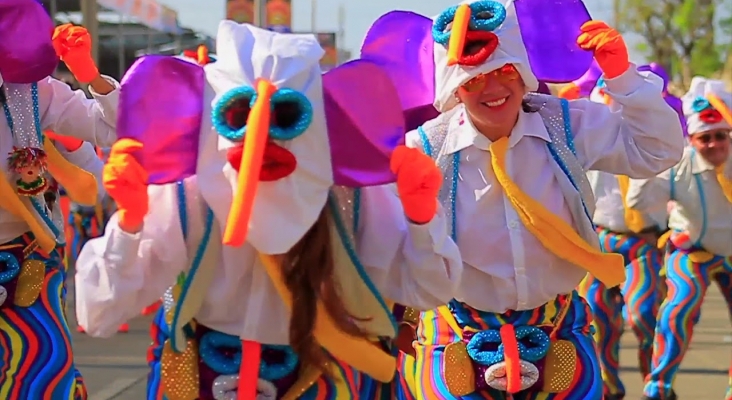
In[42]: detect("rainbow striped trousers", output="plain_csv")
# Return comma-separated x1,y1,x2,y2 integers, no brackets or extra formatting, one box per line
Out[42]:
145,308,402,400
0,233,86,399
643,247,732,399
576,228,663,398
401,292,602,399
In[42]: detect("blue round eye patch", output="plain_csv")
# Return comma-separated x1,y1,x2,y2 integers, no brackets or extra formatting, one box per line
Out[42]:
432,1,506,46
691,96,711,113
211,86,313,142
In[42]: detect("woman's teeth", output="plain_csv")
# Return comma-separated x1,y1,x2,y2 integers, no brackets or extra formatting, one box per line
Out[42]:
483,97,507,107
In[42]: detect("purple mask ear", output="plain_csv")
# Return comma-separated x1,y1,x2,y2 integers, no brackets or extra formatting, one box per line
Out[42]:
515,0,594,83
0,0,58,83
323,60,405,187
360,11,438,130
664,93,688,137
118,55,205,184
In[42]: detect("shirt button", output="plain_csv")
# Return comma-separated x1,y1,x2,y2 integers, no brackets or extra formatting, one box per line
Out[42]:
508,220,519,229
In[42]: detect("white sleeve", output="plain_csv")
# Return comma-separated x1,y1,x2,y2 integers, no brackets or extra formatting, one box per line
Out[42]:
38,76,119,147
75,182,190,337
569,65,685,178
355,184,462,310
56,142,105,203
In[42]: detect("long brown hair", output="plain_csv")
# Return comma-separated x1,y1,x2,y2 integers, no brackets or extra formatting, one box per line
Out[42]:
281,206,370,373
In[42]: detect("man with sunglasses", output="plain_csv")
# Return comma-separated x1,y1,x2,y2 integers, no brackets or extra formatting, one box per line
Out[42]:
386,0,685,398
628,77,732,400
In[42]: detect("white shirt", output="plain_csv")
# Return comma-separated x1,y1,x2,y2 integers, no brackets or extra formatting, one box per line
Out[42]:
588,170,667,232
0,77,118,243
406,67,685,312
75,178,463,341
628,147,732,256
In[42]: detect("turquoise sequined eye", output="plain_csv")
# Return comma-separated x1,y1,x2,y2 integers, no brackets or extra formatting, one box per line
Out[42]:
432,1,507,46
211,86,256,142
692,97,711,113
269,88,313,141
211,86,312,142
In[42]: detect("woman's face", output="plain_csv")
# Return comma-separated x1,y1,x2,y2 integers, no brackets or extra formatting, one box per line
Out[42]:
456,64,526,134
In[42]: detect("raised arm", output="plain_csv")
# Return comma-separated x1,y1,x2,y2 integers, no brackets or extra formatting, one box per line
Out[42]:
75,182,190,337
38,76,118,147
570,68,684,178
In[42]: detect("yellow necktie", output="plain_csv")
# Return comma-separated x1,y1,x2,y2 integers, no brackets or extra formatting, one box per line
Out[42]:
489,137,625,287
616,175,646,232
715,165,732,204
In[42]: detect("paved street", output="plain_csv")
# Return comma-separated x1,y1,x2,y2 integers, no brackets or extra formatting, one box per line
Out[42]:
68,285,732,400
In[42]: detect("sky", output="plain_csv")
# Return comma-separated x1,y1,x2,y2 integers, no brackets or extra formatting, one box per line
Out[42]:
156,0,647,62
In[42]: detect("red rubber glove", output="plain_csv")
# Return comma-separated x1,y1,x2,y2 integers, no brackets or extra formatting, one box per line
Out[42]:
390,146,442,224
52,24,100,84
45,131,83,152
103,139,149,233
577,21,629,80
557,83,580,100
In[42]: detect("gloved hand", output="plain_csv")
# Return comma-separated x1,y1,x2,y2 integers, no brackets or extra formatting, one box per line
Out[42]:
390,146,442,224
577,21,629,80
669,231,692,250
52,24,100,84
103,139,149,233
557,83,580,100
45,131,83,152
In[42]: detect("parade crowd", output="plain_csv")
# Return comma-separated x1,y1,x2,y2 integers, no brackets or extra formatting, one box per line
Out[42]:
1,0,731,399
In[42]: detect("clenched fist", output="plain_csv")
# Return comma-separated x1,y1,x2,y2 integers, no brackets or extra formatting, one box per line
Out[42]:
103,139,149,233
390,146,442,224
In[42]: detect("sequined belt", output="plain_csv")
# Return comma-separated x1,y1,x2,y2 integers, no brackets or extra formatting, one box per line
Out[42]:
0,234,47,309
440,295,577,396
162,325,324,400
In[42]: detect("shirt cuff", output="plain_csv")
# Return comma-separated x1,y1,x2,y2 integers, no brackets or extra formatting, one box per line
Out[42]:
407,208,450,251
57,142,96,166
105,214,142,268
88,75,120,97
604,63,646,96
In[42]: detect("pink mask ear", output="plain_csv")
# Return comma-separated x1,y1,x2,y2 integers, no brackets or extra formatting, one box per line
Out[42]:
515,0,594,83
117,56,205,184
360,11,438,131
323,60,405,188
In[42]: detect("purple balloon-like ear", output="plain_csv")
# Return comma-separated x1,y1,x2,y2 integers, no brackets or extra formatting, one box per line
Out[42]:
323,60,406,187
515,0,594,83
360,11,438,130
118,55,205,184
0,0,58,83
664,93,688,137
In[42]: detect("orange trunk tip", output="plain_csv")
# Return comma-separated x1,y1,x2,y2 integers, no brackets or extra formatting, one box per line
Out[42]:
447,4,471,66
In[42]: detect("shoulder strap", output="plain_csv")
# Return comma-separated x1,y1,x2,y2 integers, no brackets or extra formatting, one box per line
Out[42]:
669,167,676,201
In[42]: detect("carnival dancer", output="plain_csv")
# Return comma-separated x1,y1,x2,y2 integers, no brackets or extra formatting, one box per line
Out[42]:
0,1,119,398
627,77,732,400
361,0,685,398
143,45,216,400
75,21,461,400
577,71,674,399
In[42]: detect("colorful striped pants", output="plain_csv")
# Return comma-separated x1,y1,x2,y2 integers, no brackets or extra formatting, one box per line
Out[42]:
643,248,732,399
0,233,87,399
145,308,395,400
403,292,602,399
576,228,663,398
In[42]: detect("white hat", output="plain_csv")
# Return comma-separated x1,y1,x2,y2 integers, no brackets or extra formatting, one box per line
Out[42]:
432,0,538,112
682,76,732,135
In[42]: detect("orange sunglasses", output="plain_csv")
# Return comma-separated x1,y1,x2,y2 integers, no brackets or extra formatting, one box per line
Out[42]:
459,64,520,93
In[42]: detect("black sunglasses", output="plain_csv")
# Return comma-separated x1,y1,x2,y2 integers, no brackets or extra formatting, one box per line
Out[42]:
695,131,730,144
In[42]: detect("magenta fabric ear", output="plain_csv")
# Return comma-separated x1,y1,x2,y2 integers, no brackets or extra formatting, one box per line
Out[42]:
323,59,405,187
0,0,59,83
117,55,206,184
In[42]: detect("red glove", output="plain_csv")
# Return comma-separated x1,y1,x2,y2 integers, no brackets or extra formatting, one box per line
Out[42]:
103,139,149,232
557,83,580,100
577,21,629,80
390,146,442,224
45,131,83,152
52,24,100,84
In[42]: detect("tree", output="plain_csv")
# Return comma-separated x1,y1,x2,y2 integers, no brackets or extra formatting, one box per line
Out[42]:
616,0,729,88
